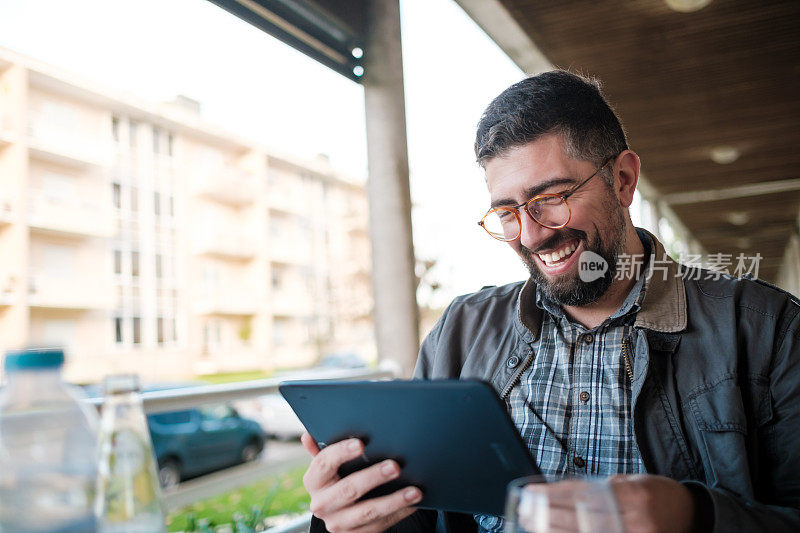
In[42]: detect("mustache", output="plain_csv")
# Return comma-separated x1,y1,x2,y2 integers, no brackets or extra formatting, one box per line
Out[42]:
520,228,587,256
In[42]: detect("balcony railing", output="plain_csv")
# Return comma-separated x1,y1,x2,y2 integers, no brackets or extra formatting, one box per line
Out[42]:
27,116,112,168
194,231,257,260
28,193,113,238
195,169,258,206
269,241,312,265
28,272,113,310
0,115,15,147
271,290,314,316
0,198,13,226
83,367,394,532
195,289,260,315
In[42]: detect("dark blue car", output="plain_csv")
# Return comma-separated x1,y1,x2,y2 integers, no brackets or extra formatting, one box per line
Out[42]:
147,404,266,488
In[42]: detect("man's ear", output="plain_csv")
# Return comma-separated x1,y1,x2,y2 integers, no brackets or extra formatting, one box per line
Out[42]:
614,150,641,208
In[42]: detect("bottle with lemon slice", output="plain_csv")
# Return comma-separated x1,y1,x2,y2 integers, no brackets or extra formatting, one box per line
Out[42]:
95,374,166,532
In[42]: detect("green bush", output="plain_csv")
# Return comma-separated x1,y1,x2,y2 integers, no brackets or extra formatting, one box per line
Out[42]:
166,466,310,532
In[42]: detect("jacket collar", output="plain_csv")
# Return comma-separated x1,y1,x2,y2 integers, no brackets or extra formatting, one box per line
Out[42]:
633,228,687,333
514,227,687,340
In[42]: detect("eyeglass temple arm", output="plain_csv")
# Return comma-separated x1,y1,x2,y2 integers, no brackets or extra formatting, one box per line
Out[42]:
562,157,614,200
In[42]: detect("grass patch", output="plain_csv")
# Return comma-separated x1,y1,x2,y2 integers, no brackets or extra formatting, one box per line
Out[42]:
198,370,274,384
166,466,310,532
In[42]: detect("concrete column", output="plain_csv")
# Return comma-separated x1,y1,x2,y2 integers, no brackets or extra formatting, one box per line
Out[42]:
363,0,419,377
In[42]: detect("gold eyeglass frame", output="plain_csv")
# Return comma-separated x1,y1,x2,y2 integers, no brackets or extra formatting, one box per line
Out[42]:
477,155,616,242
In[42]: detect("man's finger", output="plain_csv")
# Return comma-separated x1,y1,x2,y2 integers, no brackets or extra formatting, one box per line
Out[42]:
321,486,423,533
303,438,365,492
301,432,320,456
349,507,419,533
311,460,402,516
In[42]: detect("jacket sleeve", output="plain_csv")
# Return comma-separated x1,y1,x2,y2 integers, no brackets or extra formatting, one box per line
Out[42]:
413,300,453,380
689,303,800,532
309,509,438,532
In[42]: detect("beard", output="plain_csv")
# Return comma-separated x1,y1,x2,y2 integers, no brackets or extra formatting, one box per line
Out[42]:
519,204,627,307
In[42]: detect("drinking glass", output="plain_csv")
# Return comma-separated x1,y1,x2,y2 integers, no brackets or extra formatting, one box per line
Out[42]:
504,476,623,533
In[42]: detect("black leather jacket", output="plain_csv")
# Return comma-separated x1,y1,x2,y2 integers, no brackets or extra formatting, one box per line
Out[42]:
313,230,800,532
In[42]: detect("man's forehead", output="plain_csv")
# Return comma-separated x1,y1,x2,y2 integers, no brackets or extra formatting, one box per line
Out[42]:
485,148,580,200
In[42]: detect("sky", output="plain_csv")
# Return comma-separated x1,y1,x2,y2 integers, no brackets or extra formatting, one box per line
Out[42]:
0,0,529,306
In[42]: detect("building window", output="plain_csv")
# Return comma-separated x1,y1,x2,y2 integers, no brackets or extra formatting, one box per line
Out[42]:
168,196,175,218
167,133,174,156
111,116,120,143
112,183,121,209
129,121,137,147
172,318,178,342
157,317,165,344
131,251,140,277
114,316,123,344
153,127,160,154
113,250,122,275
273,319,286,346
132,317,141,345
154,191,161,216
155,253,162,278
130,186,139,212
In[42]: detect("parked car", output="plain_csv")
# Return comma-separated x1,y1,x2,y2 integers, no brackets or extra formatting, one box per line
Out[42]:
255,393,306,441
81,383,266,488
148,404,266,488
318,352,366,369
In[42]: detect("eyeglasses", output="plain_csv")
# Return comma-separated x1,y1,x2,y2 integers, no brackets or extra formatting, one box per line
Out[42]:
477,156,615,242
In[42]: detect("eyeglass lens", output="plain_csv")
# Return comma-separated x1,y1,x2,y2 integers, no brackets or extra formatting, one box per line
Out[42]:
483,198,569,240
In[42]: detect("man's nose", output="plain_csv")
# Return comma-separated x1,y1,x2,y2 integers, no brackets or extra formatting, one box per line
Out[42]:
519,210,556,251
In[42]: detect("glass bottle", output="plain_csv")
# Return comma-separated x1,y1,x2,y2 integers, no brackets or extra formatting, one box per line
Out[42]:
0,347,98,533
95,374,166,532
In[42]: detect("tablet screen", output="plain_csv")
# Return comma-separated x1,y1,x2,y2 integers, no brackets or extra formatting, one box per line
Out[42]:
280,379,538,515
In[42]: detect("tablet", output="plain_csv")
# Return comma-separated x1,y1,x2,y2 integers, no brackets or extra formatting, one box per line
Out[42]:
279,379,539,516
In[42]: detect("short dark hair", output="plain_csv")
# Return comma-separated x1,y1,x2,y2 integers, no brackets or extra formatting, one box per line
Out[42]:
474,70,628,181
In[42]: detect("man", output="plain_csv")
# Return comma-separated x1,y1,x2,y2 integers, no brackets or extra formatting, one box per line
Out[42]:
302,71,800,532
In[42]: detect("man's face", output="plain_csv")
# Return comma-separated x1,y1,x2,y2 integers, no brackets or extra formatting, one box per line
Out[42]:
484,134,627,306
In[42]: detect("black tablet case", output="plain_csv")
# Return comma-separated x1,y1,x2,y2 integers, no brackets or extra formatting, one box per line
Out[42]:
279,379,538,516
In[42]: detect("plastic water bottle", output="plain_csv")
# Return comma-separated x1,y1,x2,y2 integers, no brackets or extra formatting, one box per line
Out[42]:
0,348,99,533
94,374,166,532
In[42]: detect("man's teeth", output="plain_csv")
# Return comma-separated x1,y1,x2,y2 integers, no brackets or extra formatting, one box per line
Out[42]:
538,242,578,265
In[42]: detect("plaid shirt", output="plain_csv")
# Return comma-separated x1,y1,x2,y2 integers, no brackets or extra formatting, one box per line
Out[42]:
476,244,651,532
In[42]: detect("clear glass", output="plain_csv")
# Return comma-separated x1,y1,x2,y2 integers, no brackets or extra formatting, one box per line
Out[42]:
94,374,166,533
0,367,99,533
504,476,623,533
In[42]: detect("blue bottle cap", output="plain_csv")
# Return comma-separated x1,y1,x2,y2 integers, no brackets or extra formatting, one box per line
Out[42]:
4,348,65,371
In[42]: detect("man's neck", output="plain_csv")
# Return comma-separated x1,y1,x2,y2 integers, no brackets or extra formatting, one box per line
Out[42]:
562,227,646,329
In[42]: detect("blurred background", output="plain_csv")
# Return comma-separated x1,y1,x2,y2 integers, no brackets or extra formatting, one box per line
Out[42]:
0,0,798,529
4,0,792,386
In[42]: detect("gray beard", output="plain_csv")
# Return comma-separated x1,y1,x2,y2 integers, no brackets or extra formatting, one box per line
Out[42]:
520,209,627,307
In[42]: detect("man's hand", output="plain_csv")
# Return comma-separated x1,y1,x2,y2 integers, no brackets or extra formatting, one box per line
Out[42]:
517,474,695,533
610,474,695,533
300,432,423,533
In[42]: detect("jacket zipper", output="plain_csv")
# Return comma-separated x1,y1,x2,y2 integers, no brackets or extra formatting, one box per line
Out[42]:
501,351,535,400
622,338,634,383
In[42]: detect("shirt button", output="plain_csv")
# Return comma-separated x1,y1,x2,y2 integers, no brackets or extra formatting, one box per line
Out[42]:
583,333,594,344
579,391,590,403
506,356,520,368
573,456,586,468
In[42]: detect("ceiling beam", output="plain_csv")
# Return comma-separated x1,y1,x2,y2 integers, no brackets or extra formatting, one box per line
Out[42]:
662,178,800,205
454,0,551,75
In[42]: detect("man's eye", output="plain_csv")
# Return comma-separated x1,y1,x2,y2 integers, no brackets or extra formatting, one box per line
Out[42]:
496,210,513,219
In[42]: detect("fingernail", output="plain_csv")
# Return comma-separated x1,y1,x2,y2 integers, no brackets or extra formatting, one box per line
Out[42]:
404,488,421,502
347,439,360,451
381,461,396,476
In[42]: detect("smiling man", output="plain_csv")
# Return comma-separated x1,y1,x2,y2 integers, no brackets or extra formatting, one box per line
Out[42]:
302,71,800,533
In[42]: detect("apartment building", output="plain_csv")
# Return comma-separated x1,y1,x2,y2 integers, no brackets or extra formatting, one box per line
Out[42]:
0,47,374,383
